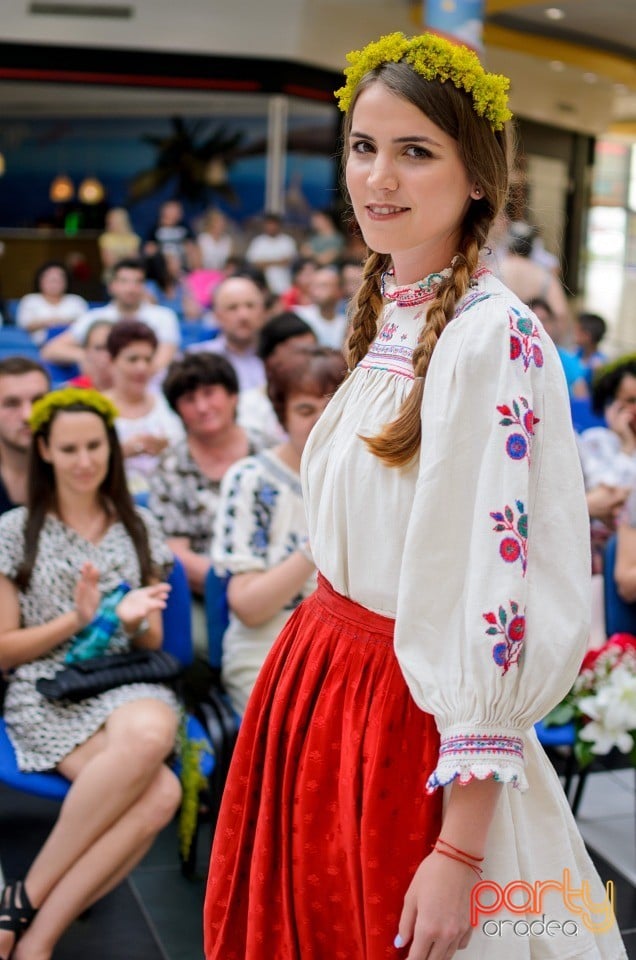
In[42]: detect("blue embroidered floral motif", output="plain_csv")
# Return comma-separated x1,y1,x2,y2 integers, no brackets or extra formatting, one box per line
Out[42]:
483,601,525,674
249,480,279,559
490,501,528,575
498,396,540,466
509,307,543,372
222,464,252,556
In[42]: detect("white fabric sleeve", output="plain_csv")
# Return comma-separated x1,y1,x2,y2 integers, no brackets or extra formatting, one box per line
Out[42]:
394,297,591,793
212,457,271,576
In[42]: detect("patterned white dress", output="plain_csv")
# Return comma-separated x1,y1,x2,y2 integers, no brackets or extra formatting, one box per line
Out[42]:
0,506,179,772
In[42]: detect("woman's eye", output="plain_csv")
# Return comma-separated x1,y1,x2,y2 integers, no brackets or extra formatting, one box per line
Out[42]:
351,140,373,155
405,145,432,159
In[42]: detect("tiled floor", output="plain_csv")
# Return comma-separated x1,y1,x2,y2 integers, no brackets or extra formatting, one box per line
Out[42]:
0,769,634,959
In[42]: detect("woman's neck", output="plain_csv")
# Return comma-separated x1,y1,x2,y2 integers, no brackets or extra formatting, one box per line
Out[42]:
54,489,108,539
109,384,149,408
273,441,301,474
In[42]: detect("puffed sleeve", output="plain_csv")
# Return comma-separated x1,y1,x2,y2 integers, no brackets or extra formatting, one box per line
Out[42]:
135,506,174,577
394,294,591,793
0,507,27,580
212,456,274,576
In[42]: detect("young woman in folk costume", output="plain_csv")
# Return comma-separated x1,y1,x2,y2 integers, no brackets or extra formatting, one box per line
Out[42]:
204,33,626,960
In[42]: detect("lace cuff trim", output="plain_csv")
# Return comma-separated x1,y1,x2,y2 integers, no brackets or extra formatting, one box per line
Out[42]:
426,731,527,794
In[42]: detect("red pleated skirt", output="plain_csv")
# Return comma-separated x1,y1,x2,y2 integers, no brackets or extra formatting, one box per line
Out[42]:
204,575,442,960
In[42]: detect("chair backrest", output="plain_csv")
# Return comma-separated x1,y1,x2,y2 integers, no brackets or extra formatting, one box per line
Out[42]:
204,567,230,671
603,534,636,637
162,555,194,668
570,397,606,434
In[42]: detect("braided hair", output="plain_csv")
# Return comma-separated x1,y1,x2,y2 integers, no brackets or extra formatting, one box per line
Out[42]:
343,61,512,466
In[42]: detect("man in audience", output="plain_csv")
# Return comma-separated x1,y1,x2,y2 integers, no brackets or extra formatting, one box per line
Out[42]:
0,357,50,513
41,258,180,372
529,297,588,398
245,213,297,296
339,258,364,310
190,276,266,391
280,257,317,310
294,265,348,350
144,199,200,271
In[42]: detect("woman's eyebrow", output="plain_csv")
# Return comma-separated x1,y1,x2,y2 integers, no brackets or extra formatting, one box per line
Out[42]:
349,130,442,147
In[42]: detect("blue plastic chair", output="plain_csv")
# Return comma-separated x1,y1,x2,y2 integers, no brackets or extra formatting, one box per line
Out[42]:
603,535,636,636
0,556,213,865
0,328,41,362
204,567,230,671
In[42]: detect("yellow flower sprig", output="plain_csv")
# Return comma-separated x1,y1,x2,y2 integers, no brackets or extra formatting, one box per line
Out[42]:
29,387,119,433
335,32,512,131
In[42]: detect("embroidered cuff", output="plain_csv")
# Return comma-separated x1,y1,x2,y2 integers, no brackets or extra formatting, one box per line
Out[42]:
426,727,527,794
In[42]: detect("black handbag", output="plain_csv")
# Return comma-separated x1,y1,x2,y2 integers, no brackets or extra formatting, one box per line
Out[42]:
36,649,183,703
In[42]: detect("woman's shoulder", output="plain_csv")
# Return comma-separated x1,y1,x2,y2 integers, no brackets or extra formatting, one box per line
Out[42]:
0,505,28,535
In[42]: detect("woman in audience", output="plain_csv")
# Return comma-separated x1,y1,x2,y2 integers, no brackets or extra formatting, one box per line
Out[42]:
98,208,141,286
213,346,346,715
144,250,203,323
148,353,263,596
197,209,235,271
0,388,180,960
16,261,88,347
67,320,113,392
104,320,184,495
300,210,345,266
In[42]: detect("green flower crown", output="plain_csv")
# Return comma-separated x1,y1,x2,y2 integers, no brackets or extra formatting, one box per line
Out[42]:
29,388,119,433
335,32,512,131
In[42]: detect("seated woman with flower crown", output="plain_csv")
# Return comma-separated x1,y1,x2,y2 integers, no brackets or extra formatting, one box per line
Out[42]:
0,388,181,960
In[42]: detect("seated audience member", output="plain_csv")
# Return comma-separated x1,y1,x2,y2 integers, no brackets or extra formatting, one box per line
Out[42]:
245,213,297,296
0,357,50,513
279,257,316,311
0,388,180,960
98,207,141,285
213,346,347,715
104,321,184,494
574,312,608,385
294,266,348,350
529,297,588,398
614,522,636,603
498,220,571,327
41,258,180,373
148,354,264,595
578,356,636,572
188,276,266,392
144,199,200,272
67,320,113,391
300,210,344,266
17,261,88,346
339,257,364,311
238,312,318,446
197,209,235,271
144,250,204,322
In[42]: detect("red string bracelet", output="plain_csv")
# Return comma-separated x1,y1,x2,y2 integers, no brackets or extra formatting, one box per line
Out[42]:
435,837,484,862
433,844,483,879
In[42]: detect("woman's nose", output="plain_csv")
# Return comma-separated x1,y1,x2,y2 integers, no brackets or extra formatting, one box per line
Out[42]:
368,154,398,191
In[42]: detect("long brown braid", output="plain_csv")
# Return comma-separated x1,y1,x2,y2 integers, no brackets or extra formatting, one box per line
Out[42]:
346,251,390,371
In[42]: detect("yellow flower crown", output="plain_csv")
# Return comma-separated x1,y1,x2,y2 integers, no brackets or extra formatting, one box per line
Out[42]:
335,32,512,131
29,388,119,433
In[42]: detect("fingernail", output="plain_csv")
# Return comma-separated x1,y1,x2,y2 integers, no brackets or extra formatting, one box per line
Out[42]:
394,934,405,948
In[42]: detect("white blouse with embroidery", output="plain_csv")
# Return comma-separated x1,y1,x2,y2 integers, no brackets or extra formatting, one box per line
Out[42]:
302,267,626,960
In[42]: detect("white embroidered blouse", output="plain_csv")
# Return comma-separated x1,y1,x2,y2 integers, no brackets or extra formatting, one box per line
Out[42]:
303,266,591,791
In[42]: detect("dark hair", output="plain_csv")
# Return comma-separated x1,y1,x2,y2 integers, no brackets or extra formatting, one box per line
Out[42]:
143,251,171,291
343,60,511,466
257,312,316,361
267,346,347,427
577,312,606,346
111,257,146,278
163,352,239,412
33,260,70,294
591,356,636,415
263,212,282,223
507,221,536,258
527,298,555,320
17,402,154,591
290,256,317,280
0,356,51,384
231,266,268,294
106,320,158,359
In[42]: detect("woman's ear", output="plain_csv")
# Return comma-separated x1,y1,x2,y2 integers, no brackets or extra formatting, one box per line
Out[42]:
470,185,483,200
37,435,51,463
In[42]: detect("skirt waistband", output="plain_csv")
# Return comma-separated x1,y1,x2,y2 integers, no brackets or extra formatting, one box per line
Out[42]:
315,573,395,640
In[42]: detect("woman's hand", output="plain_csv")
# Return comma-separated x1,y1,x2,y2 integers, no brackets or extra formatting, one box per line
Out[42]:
606,400,636,453
116,583,171,633
586,484,629,527
74,562,101,628
396,851,476,959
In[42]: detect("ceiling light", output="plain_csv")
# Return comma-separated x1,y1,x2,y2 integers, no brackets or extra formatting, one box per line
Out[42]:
545,7,565,19
49,174,74,203
78,176,105,204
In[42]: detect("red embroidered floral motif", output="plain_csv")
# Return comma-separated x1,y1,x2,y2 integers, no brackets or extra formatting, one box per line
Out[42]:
483,602,525,674
497,397,540,466
509,308,543,372
490,501,528,575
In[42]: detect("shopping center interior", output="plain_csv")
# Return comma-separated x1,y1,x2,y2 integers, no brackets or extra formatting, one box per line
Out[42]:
0,1,635,957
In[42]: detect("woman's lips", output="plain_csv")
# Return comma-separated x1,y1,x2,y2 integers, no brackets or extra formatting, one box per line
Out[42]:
365,204,409,220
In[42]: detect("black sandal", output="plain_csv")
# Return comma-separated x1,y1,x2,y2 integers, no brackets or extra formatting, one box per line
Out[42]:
0,880,37,958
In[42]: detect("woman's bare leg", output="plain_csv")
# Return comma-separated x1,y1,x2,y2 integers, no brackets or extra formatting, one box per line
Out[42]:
0,698,179,960
13,764,181,960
